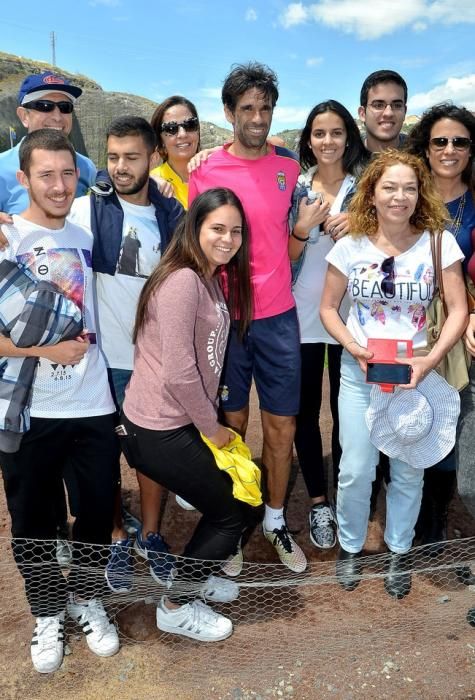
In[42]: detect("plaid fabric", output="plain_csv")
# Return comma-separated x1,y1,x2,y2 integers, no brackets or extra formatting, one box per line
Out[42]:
0,260,83,451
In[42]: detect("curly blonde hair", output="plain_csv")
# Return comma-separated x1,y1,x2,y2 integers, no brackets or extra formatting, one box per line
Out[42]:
348,149,449,237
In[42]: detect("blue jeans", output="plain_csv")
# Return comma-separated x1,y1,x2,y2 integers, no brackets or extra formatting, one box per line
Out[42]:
337,352,424,554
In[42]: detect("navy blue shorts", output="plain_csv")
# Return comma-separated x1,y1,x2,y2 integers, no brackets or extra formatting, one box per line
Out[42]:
220,307,301,416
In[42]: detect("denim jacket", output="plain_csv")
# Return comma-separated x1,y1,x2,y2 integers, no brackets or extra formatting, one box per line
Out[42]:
289,167,356,286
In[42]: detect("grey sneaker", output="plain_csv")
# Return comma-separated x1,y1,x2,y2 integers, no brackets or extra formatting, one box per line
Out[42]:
309,503,337,549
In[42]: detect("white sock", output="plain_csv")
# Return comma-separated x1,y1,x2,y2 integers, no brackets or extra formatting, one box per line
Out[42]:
264,505,285,532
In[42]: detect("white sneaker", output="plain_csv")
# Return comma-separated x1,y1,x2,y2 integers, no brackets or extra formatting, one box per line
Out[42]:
175,494,196,511
156,597,233,641
201,575,239,603
67,598,119,657
31,612,65,674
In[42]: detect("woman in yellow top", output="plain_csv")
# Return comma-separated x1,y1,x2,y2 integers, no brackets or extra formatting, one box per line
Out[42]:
150,96,200,210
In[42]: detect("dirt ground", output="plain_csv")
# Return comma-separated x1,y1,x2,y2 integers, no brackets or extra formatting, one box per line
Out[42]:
0,379,474,700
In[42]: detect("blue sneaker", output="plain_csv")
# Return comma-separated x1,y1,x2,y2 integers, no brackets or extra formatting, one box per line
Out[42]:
134,530,176,587
105,538,133,593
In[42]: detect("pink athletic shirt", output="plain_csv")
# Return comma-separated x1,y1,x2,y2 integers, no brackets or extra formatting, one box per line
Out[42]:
189,144,299,320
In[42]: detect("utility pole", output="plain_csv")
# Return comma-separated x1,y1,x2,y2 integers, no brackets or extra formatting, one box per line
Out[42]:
50,31,56,66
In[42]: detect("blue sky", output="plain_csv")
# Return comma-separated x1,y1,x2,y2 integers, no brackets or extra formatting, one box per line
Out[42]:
1,0,475,134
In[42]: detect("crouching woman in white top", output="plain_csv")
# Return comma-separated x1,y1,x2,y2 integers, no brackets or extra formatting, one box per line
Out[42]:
320,150,467,598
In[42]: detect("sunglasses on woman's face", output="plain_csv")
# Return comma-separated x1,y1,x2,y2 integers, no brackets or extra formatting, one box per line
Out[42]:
160,117,199,136
429,137,472,151
381,256,395,296
23,99,74,114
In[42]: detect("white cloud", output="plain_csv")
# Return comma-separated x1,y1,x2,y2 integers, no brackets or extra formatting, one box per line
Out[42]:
280,2,309,28
408,74,475,112
200,87,222,99
413,21,427,32
279,0,475,39
308,0,426,39
245,8,257,21
306,56,323,67
429,0,475,24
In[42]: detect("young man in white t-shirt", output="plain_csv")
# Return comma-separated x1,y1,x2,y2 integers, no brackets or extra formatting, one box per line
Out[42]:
69,116,184,594
0,129,120,674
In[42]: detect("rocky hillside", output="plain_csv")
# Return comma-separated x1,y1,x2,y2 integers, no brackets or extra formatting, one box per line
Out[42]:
0,51,419,166
0,51,232,165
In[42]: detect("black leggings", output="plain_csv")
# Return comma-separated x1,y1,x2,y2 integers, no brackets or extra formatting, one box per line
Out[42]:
119,414,256,578
294,343,342,498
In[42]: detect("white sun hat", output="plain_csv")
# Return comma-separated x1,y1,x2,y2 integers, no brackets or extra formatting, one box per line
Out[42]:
365,371,460,469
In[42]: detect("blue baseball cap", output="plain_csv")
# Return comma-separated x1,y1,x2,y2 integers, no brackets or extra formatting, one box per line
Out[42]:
18,71,82,105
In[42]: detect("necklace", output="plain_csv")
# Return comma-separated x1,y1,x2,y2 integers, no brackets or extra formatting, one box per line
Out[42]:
449,192,466,239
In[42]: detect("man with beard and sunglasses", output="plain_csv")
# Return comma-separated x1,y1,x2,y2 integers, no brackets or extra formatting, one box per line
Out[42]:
0,71,96,214
69,116,183,594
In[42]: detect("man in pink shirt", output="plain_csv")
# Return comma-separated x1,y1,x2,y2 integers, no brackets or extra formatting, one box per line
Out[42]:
189,62,306,573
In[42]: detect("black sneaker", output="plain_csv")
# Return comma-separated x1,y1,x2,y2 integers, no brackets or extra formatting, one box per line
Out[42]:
309,503,337,549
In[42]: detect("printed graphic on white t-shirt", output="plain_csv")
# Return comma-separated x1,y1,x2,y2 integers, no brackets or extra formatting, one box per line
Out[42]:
70,195,162,370
326,230,464,348
1,215,115,418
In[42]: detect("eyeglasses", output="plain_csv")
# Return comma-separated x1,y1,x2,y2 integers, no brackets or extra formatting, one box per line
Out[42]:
381,256,395,296
367,100,405,112
23,99,74,114
429,136,472,151
160,117,199,136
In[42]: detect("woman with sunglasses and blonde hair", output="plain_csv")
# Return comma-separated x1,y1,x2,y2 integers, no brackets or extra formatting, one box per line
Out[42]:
320,150,467,599
150,96,200,210
405,104,475,552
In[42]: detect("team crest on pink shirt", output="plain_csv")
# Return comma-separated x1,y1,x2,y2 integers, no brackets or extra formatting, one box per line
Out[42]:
276,171,286,191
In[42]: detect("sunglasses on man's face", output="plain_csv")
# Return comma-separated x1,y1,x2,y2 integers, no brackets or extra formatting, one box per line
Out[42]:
429,137,472,151
23,99,74,114
160,117,199,136
381,256,395,296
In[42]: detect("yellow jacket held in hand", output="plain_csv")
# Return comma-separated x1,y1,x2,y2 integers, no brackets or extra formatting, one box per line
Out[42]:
201,430,262,507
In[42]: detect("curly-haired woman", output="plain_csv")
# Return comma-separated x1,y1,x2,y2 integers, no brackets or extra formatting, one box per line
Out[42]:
320,150,467,598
